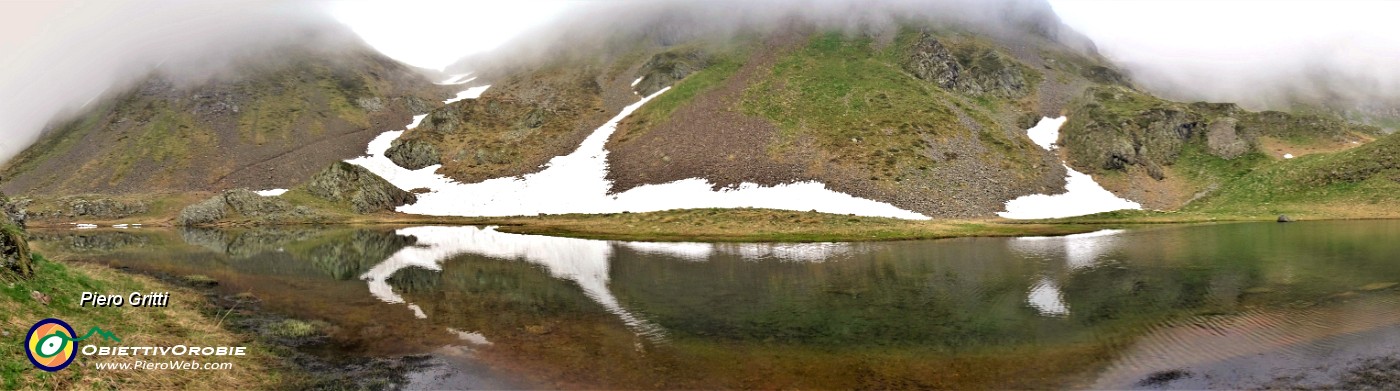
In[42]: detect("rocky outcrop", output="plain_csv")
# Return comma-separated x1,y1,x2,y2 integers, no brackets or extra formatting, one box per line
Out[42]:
384,138,441,170
304,162,416,213
634,49,710,96
904,32,1030,98
26,196,148,220
1206,118,1250,159
904,32,963,91
1071,107,1199,180
177,189,321,226
0,192,32,278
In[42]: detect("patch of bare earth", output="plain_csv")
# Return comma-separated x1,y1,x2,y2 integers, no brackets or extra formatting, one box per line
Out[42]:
1257,132,1376,159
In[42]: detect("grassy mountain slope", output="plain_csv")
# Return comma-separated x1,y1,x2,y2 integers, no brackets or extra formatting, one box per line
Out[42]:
1,37,446,197
391,12,1388,219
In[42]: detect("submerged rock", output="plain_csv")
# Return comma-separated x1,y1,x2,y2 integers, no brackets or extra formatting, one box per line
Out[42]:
304,162,417,213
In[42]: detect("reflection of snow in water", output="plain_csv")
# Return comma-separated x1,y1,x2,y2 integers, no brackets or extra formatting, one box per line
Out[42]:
1012,229,1125,270
621,242,714,261
1027,277,1069,316
620,241,857,262
725,242,853,262
361,226,665,339
362,226,857,340
1012,229,1128,317
347,83,927,219
446,327,492,346
999,117,1141,220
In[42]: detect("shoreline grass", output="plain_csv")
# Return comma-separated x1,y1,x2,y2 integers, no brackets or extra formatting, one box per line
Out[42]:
1,256,289,389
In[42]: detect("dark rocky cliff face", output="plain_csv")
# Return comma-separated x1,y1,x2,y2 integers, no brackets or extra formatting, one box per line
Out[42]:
903,31,1030,98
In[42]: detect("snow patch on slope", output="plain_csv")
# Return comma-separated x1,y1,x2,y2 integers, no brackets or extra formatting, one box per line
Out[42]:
998,117,1141,220
443,85,491,104
1026,116,1064,150
254,189,288,197
349,87,928,219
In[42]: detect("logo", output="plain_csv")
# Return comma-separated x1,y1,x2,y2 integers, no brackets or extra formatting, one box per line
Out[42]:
24,318,121,372
25,318,78,372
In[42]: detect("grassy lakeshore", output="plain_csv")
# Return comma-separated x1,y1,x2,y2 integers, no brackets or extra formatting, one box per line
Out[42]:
1,256,290,389
19,184,1400,243
25,205,1117,242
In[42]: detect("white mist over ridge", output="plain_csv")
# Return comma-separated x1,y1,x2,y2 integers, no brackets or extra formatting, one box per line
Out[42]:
348,85,929,220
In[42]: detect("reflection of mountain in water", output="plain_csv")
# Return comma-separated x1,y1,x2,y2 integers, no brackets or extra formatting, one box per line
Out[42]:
29,230,155,253
179,227,415,280
362,226,880,341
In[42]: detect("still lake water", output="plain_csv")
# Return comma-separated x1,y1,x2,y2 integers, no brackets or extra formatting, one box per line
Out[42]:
31,220,1400,389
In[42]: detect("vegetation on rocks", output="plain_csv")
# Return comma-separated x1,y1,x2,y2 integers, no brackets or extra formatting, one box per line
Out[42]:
0,192,32,279
303,162,416,214
383,138,441,170
176,188,323,226
633,47,713,96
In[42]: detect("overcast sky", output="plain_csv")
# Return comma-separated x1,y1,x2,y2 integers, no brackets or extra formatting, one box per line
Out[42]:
1,0,1397,163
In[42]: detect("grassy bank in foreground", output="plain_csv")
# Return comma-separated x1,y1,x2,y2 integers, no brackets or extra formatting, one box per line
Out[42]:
0,256,289,389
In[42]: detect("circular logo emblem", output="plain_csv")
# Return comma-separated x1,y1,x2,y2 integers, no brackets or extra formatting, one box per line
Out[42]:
25,318,77,372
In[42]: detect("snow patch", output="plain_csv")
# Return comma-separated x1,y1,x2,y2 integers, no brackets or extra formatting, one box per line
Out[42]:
631,76,644,87
349,87,928,219
1026,116,1066,150
406,114,427,130
435,73,476,85
254,189,288,197
999,117,1141,220
443,85,491,104
1283,153,1295,159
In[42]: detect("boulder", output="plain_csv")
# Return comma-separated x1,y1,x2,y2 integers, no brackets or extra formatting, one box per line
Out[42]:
304,162,417,213
1206,118,1250,159
385,138,441,170
1277,215,1294,223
